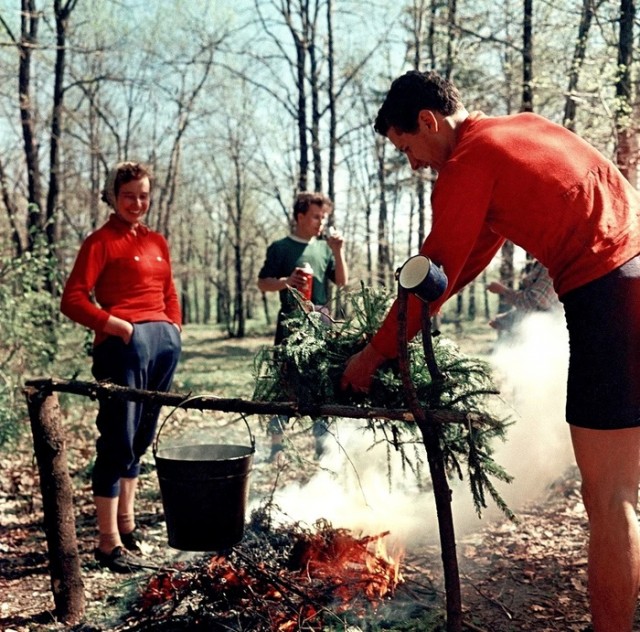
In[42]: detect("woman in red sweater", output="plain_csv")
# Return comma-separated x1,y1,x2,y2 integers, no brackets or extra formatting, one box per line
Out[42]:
341,71,640,632
61,162,182,573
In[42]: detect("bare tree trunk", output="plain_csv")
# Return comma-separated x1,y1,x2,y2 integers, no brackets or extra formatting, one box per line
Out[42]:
181,249,191,326
287,5,309,192
428,0,437,66
563,0,602,130
365,198,373,285
192,258,201,324
376,141,390,286
203,228,214,324
445,0,457,79
467,280,476,320
396,294,463,632
0,159,24,256
487,0,532,319
482,270,490,319
18,0,43,249
309,3,322,191
233,186,246,338
522,0,534,112
406,0,430,253
326,0,336,201
497,240,515,314
154,46,215,238
47,0,78,254
615,0,637,184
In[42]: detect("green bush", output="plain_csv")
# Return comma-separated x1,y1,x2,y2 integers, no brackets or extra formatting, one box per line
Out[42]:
0,239,88,447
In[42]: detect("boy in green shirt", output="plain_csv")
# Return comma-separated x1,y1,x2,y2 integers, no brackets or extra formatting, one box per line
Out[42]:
258,192,348,460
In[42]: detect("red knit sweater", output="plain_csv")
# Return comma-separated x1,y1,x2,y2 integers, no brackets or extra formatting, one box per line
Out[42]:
61,214,182,346
372,111,640,358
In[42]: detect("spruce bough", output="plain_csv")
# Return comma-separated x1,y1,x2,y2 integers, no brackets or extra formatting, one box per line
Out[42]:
253,284,515,520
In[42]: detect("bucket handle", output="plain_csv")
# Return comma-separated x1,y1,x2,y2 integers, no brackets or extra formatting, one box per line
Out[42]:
153,395,256,457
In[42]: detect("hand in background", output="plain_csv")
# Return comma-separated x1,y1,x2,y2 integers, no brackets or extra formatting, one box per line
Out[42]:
486,281,507,295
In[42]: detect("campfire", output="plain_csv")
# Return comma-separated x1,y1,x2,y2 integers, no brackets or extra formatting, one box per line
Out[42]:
126,514,404,631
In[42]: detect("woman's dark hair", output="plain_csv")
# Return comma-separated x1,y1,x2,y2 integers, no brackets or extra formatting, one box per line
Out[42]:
374,70,462,136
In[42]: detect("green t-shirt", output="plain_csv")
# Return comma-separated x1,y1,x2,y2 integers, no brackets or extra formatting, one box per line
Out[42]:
258,236,336,312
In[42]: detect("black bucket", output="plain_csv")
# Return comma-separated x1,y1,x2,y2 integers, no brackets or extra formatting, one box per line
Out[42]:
153,415,254,551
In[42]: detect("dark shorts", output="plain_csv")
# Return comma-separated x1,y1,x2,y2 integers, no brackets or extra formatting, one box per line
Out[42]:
562,254,640,429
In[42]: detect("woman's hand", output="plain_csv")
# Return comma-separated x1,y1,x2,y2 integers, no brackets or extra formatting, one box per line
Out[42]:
340,343,387,394
103,315,134,344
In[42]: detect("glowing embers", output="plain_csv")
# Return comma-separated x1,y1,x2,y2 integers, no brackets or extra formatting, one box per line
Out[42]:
136,521,404,630
288,526,404,608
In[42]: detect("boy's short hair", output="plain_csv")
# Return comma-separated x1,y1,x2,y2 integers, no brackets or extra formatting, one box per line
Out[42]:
293,192,333,221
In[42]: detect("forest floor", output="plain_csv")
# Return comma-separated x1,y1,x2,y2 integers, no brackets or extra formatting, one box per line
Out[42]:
0,322,635,631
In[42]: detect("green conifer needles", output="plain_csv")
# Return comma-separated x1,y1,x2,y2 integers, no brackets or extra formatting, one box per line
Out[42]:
253,285,514,518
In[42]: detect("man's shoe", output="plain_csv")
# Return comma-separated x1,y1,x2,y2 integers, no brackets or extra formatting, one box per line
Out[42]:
94,545,145,574
119,529,143,554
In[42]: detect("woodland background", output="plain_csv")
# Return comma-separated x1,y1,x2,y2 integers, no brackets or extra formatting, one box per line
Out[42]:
0,0,637,445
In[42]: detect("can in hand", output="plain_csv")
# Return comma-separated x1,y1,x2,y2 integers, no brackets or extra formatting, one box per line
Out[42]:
299,262,314,300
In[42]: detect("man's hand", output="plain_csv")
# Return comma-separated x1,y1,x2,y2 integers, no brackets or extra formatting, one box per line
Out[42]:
287,267,310,292
340,343,386,394
325,228,344,255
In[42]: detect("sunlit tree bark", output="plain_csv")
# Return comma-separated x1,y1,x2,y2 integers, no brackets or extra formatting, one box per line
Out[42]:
615,0,637,185
521,0,533,112
46,0,79,254
563,0,603,131
17,0,43,248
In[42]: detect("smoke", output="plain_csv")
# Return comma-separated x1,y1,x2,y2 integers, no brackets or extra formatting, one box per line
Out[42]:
254,310,575,548
488,310,574,510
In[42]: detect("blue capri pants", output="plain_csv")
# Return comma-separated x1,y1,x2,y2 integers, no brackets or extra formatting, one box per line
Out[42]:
90,321,181,497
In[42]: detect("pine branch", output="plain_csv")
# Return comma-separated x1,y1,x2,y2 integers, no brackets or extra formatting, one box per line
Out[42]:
252,286,514,519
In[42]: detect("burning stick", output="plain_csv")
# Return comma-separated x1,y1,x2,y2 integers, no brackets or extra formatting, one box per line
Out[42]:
132,518,404,631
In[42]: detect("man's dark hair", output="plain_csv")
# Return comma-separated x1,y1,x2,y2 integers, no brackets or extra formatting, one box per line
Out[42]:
374,70,462,136
293,191,333,221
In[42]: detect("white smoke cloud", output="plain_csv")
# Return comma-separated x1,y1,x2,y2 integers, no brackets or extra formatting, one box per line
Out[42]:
255,310,575,548
488,310,574,510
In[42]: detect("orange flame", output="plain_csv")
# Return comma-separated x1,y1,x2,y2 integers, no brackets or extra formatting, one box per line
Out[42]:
291,528,404,609
139,528,404,630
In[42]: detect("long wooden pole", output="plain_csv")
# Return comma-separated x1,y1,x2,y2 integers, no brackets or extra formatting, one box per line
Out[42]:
24,377,491,427
396,287,462,632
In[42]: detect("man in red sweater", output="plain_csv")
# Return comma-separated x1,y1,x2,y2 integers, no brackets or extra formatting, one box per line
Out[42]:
341,70,640,632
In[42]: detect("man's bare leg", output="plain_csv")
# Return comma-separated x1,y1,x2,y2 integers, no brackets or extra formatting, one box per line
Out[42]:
570,425,640,632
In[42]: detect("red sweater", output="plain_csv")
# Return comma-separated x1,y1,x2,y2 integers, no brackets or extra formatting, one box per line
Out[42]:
61,214,182,346
372,111,640,358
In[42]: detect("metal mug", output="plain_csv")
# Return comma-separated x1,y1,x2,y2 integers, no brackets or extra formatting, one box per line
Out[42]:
397,254,448,303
